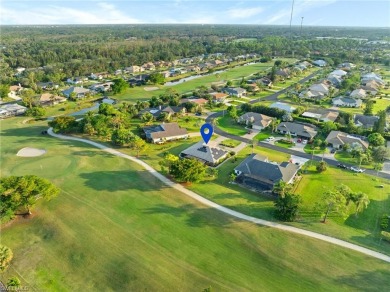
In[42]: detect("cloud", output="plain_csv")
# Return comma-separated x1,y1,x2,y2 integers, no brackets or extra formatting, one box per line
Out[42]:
1,2,141,25
263,0,338,25
226,7,264,19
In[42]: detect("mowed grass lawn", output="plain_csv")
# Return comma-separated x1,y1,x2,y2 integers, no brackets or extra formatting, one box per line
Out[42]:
1,118,390,290
108,59,296,102
217,115,248,136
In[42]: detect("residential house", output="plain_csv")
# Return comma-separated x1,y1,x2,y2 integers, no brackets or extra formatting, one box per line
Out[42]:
143,122,188,144
269,102,296,113
302,109,339,122
238,112,273,131
360,85,378,96
128,74,150,86
62,87,90,98
326,75,343,87
354,114,379,129
363,80,381,89
350,88,367,99
142,62,156,71
325,131,369,151
39,93,67,106
222,87,247,98
338,62,356,71
210,92,228,103
255,77,273,88
300,83,330,100
329,69,347,77
234,154,300,191
180,97,208,106
89,82,114,93
211,60,224,66
0,104,27,118
180,141,229,167
89,72,108,80
312,60,327,67
126,66,142,73
361,73,385,86
139,105,186,119
37,82,58,90
277,122,318,141
8,85,23,100
332,96,362,108
275,68,291,79
66,77,87,85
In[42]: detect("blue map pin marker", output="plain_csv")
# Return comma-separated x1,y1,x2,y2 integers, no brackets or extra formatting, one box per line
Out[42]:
200,123,213,144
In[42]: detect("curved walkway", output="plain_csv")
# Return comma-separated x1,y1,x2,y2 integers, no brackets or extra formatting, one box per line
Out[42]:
47,128,390,263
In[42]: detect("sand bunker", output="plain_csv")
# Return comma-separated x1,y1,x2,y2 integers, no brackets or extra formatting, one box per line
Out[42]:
144,87,159,91
17,147,46,157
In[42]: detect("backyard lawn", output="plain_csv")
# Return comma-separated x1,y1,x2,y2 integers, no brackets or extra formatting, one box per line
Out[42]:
217,115,248,136
2,118,390,290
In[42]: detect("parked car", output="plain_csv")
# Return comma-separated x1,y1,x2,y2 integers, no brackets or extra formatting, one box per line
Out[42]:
247,130,253,134
265,136,275,142
337,163,348,169
330,148,337,154
350,166,365,173
297,138,302,143
302,140,307,145
195,112,202,116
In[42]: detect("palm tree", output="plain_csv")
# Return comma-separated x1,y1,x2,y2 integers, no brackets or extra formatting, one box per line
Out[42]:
354,192,370,216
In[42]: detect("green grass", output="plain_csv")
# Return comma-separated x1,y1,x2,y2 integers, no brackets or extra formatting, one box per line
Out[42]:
275,140,295,148
217,115,248,136
334,151,374,169
106,59,297,102
219,139,241,148
254,131,272,141
2,118,390,290
304,145,328,154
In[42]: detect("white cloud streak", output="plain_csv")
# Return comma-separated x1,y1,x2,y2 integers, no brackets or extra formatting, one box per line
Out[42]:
226,7,264,19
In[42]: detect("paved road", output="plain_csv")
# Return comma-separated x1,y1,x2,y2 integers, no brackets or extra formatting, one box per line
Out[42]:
206,71,390,181
47,127,390,263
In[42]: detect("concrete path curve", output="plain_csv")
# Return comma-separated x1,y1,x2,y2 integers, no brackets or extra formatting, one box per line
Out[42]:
47,128,390,264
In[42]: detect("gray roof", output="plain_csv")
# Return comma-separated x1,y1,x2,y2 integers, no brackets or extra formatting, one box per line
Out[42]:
354,114,379,128
332,96,362,106
234,154,300,184
325,131,369,150
180,141,229,165
238,112,273,127
62,86,90,96
143,122,188,140
277,122,318,139
223,87,246,95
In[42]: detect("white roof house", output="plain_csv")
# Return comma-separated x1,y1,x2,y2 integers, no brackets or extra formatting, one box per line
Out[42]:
350,89,367,99
312,60,327,67
309,83,329,94
329,69,347,77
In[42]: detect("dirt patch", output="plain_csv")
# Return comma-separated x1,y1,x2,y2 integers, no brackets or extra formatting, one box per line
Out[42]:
144,86,159,91
17,147,46,157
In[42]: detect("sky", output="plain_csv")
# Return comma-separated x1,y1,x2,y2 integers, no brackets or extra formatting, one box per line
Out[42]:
1,0,389,27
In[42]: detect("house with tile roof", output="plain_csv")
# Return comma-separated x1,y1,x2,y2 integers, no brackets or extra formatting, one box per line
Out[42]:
238,112,273,131
325,131,369,151
234,154,300,191
277,122,318,141
180,140,229,166
143,122,188,144
332,96,362,108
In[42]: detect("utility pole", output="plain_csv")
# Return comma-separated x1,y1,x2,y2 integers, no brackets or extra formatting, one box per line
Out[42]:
289,0,295,38
300,17,304,36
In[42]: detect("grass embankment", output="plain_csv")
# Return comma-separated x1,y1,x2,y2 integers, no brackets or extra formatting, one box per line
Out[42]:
1,118,390,290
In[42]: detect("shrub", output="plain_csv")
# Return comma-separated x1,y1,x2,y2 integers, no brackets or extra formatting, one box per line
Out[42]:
380,214,389,230
381,231,390,243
